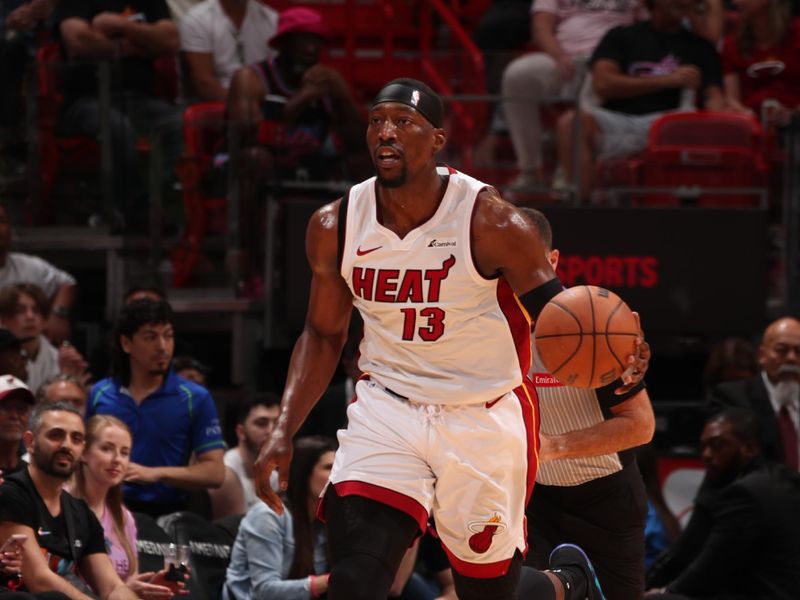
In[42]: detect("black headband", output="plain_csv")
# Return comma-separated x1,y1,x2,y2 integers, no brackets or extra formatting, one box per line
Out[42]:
372,82,444,128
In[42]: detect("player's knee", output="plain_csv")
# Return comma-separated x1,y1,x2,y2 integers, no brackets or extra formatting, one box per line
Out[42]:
451,553,522,600
328,553,393,600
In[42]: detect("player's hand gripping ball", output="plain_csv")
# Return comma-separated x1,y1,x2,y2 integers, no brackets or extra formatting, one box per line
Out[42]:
534,285,639,388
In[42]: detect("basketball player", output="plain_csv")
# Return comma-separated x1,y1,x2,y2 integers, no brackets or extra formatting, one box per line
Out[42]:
522,207,654,599
255,78,648,600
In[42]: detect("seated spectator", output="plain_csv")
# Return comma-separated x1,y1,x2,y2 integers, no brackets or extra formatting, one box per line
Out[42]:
708,316,800,470
0,402,138,598
226,6,367,283
722,0,800,127
180,0,278,102
645,407,800,598
172,355,209,386
52,0,183,229
0,284,89,393
208,392,280,518
0,376,34,476
0,203,76,345
702,336,758,398
66,414,187,597
88,298,226,517
556,0,725,199
636,442,682,569
223,436,336,600
0,329,29,382
35,373,88,414
501,0,643,192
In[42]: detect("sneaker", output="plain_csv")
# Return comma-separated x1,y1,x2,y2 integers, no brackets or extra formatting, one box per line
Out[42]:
548,543,606,600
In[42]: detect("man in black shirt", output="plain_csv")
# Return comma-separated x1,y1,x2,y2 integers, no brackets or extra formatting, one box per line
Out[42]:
556,0,725,199
53,0,182,228
0,402,138,599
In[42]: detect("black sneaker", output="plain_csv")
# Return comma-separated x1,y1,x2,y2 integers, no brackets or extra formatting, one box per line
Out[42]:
548,543,607,600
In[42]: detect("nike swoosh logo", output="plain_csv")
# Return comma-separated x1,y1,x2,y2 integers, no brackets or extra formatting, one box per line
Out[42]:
356,245,382,256
485,397,502,409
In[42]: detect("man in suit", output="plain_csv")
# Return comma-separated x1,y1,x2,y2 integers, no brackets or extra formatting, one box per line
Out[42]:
708,316,800,470
645,407,800,599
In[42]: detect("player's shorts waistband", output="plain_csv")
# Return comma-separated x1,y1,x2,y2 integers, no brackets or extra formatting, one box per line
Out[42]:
361,375,507,409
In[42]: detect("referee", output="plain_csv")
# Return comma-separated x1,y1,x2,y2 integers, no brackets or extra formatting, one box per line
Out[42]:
522,208,655,600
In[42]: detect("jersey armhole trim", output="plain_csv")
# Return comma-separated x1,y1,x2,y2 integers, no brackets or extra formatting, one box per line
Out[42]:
337,190,351,273
465,186,500,284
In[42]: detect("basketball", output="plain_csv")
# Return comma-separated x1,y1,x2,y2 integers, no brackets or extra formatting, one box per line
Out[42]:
534,286,640,389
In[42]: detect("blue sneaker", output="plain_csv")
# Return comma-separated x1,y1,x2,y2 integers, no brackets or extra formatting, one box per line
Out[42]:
548,543,607,600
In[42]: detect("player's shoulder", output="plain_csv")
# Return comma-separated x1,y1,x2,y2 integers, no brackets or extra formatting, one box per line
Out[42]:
472,186,530,235
309,198,344,236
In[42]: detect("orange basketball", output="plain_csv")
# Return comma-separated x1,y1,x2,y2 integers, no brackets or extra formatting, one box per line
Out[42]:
533,286,639,389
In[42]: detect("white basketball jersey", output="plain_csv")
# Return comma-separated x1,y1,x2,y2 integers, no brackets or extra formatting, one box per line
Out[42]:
340,167,530,406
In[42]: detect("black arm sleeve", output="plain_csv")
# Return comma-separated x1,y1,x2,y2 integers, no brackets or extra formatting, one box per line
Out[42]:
519,277,562,322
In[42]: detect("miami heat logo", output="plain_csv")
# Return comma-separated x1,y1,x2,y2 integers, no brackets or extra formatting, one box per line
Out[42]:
467,514,506,554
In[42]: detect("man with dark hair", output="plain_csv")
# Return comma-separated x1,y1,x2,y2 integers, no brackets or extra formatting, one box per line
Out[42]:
646,407,800,598
0,402,139,598
520,208,654,600
255,77,648,600
87,298,225,517
36,373,88,413
0,375,35,476
208,392,280,518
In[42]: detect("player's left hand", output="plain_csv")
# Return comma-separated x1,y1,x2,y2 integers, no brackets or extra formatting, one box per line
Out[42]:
616,311,649,395
125,462,162,484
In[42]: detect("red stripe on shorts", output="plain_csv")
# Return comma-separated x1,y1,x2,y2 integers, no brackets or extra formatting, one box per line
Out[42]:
320,480,429,535
440,541,515,578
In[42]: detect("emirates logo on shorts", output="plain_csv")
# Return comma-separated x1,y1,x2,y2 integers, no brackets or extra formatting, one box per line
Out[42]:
467,514,506,554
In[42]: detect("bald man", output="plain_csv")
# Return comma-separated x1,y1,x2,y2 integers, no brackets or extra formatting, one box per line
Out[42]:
709,317,800,470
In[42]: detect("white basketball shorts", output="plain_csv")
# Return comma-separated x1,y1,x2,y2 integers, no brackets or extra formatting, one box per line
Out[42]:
327,376,540,578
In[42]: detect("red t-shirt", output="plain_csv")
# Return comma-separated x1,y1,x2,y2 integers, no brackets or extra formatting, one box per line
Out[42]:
721,18,800,112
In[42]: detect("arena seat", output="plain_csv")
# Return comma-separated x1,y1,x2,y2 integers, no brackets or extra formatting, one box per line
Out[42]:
132,511,175,574
157,511,236,600
635,111,769,207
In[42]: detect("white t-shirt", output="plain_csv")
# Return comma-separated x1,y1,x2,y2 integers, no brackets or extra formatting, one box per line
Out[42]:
532,0,641,57
166,0,203,22
0,252,75,299
180,0,278,90
27,334,59,395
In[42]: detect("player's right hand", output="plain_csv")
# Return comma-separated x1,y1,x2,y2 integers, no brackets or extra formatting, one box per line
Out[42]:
254,427,293,514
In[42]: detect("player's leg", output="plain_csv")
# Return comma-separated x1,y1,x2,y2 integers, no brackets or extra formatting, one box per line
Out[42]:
451,551,524,600
323,485,420,600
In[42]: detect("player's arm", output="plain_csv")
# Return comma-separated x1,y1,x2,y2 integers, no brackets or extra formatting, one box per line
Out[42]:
0,522,94,600
539,388,655,462
255,200,353,512
471,188,560,312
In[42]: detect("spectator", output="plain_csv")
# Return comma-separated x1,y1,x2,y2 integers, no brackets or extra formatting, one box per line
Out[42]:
208,392,280,519
166,0,203,22
66,414,187,597
223,436,336,600
0,329,28,383
645,407,800,598
0,203,75,345
226,6,367,284
0,375,34,476
87,298,226,517
0,402,139,599
556,0,725,199
180,0,278,102
52,0,183,229
702,336,759,398
636,442,682,569
172,355,209,386
0,284,89,393
35,373,88,413
722,0,800,126
708,316,800,470
501,0,642,192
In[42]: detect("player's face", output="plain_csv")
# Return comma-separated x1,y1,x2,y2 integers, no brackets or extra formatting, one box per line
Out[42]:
28,410,85,479
121,322,175,377
367,102,444,188
83,424,132,488
699,419,746,483
758,319,800,384
308,450,335,499
0,396,31,443
239,405,280,455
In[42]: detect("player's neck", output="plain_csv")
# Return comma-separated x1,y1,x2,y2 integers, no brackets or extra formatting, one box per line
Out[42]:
376,171,446,237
